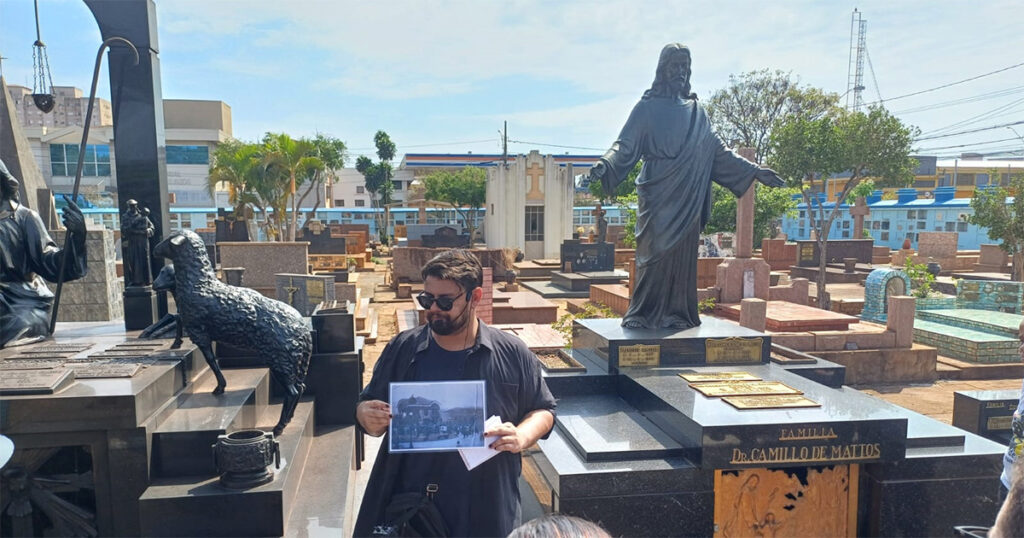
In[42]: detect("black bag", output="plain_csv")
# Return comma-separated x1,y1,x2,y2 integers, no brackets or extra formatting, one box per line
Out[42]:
375,484,450,537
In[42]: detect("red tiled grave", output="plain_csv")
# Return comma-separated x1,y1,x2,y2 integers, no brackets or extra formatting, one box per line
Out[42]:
717,301,858,332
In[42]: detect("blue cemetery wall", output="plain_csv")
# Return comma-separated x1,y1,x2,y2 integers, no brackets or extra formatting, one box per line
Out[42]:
781,187,1000,251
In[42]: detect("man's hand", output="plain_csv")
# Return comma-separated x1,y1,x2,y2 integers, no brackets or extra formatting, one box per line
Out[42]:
486,422,529,454
356,400,392,437
62,198,87,244
589,161,607,183
755,168,785,188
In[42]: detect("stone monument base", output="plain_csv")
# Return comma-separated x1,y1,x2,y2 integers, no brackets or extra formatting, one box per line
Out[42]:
124,285,158,330
572,317,770,372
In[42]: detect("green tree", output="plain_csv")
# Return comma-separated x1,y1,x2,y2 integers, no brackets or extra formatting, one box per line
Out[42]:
969,172,1024,280
422,167,487,245
771,106,918,309
299,134,348,229
262,133,325,241
706,69,839,163
356,130,397,243
705,183,800,248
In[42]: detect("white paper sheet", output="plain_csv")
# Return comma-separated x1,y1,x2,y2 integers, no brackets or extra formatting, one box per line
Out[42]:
459,415,503,470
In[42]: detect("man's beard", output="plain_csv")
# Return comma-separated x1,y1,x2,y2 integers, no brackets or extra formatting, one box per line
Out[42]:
428,305,471,336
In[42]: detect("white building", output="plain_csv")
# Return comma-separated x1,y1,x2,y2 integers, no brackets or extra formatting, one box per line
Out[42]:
5,84,231,209
485,150,579,259
327,167,413,208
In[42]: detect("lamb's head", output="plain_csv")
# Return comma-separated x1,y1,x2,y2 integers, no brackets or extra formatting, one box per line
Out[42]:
152,264,176,292
153,231,214,275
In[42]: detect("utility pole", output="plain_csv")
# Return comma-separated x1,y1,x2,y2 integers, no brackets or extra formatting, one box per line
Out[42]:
502,120,508,167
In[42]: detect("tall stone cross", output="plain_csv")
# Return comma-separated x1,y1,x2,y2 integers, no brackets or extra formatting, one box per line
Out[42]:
735,148,757,259
525,162,544,201
850,196,870,239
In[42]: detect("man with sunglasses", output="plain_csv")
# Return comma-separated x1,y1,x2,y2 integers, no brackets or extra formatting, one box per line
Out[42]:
354,249,556,537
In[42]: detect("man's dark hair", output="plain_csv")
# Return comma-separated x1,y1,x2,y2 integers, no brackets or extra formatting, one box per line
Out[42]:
508,514,612,538
421,249,483,293
644,43,696,101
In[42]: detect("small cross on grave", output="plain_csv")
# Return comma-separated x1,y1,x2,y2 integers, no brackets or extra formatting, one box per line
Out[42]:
526,162,544,201
850,196,871,239
284,277,299,307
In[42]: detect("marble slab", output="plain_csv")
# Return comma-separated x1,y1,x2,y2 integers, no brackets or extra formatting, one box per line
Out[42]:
554,395,684,462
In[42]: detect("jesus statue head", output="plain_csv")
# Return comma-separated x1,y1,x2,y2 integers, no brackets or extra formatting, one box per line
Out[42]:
645,43,695,101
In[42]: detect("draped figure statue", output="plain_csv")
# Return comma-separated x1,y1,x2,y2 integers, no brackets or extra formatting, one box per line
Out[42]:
589,44,785,329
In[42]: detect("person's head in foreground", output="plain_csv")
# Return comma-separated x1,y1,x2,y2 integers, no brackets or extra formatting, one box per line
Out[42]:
507,514,612,538
419,249,484,337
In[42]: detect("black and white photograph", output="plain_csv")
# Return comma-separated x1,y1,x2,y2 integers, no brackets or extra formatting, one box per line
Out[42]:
389,380,487,453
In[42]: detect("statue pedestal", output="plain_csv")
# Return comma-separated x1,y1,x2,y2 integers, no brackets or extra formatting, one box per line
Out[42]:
124,285,158,331
572,317,770,373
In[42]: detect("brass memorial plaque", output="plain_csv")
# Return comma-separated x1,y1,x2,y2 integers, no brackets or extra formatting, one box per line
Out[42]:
722,394,822,410
691,380,802,398
308,279,326,304
68,362,142,379
618,344,660,367
988,415,1013,431
705,337,763,364
0,368,75,395
679,371,762,383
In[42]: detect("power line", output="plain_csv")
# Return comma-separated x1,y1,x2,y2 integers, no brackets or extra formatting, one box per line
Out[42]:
919,95,1024,136
864,60,1024,106
348,138,498,151
915,120,1024,141
508,139,605,151
915,136,1022,152
893,84,1024,115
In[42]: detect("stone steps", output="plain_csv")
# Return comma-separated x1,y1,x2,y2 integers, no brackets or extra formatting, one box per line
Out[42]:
916,308,1022,339
150,368,270,478
913,319,1019,363
138,398,316,537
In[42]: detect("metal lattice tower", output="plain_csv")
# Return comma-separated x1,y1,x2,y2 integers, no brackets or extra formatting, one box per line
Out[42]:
845,9,867,111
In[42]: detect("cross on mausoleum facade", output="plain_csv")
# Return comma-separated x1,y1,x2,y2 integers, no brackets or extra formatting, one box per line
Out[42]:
525,162,544,201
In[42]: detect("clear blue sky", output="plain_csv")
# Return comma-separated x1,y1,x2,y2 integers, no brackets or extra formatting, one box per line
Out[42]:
2,0,1023,163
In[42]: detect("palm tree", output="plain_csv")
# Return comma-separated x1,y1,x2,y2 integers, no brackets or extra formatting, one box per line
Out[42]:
262,133,325,241
208,139,268,240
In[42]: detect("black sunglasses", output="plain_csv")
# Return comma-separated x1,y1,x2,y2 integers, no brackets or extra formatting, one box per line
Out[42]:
417,290,471,311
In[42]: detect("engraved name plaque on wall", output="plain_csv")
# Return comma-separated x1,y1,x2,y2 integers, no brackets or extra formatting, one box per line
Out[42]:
618,344,660,367
705,337,763,364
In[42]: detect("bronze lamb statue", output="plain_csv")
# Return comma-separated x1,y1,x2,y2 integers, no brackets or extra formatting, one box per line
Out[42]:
153,231,312,436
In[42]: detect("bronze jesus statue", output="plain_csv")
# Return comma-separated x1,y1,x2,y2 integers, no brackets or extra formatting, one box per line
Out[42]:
590,43,785,329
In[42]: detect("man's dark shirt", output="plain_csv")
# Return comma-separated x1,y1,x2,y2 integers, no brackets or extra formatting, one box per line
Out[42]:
354,320,557,538
396,337,473,536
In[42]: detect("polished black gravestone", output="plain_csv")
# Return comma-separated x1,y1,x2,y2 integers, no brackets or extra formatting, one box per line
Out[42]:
533,340,1004,536
550,271,628,292
560,239,614,272
573,317,770,372
299,222,347,254
953,389,1020,444
421,225,470,248
795,239,874,266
